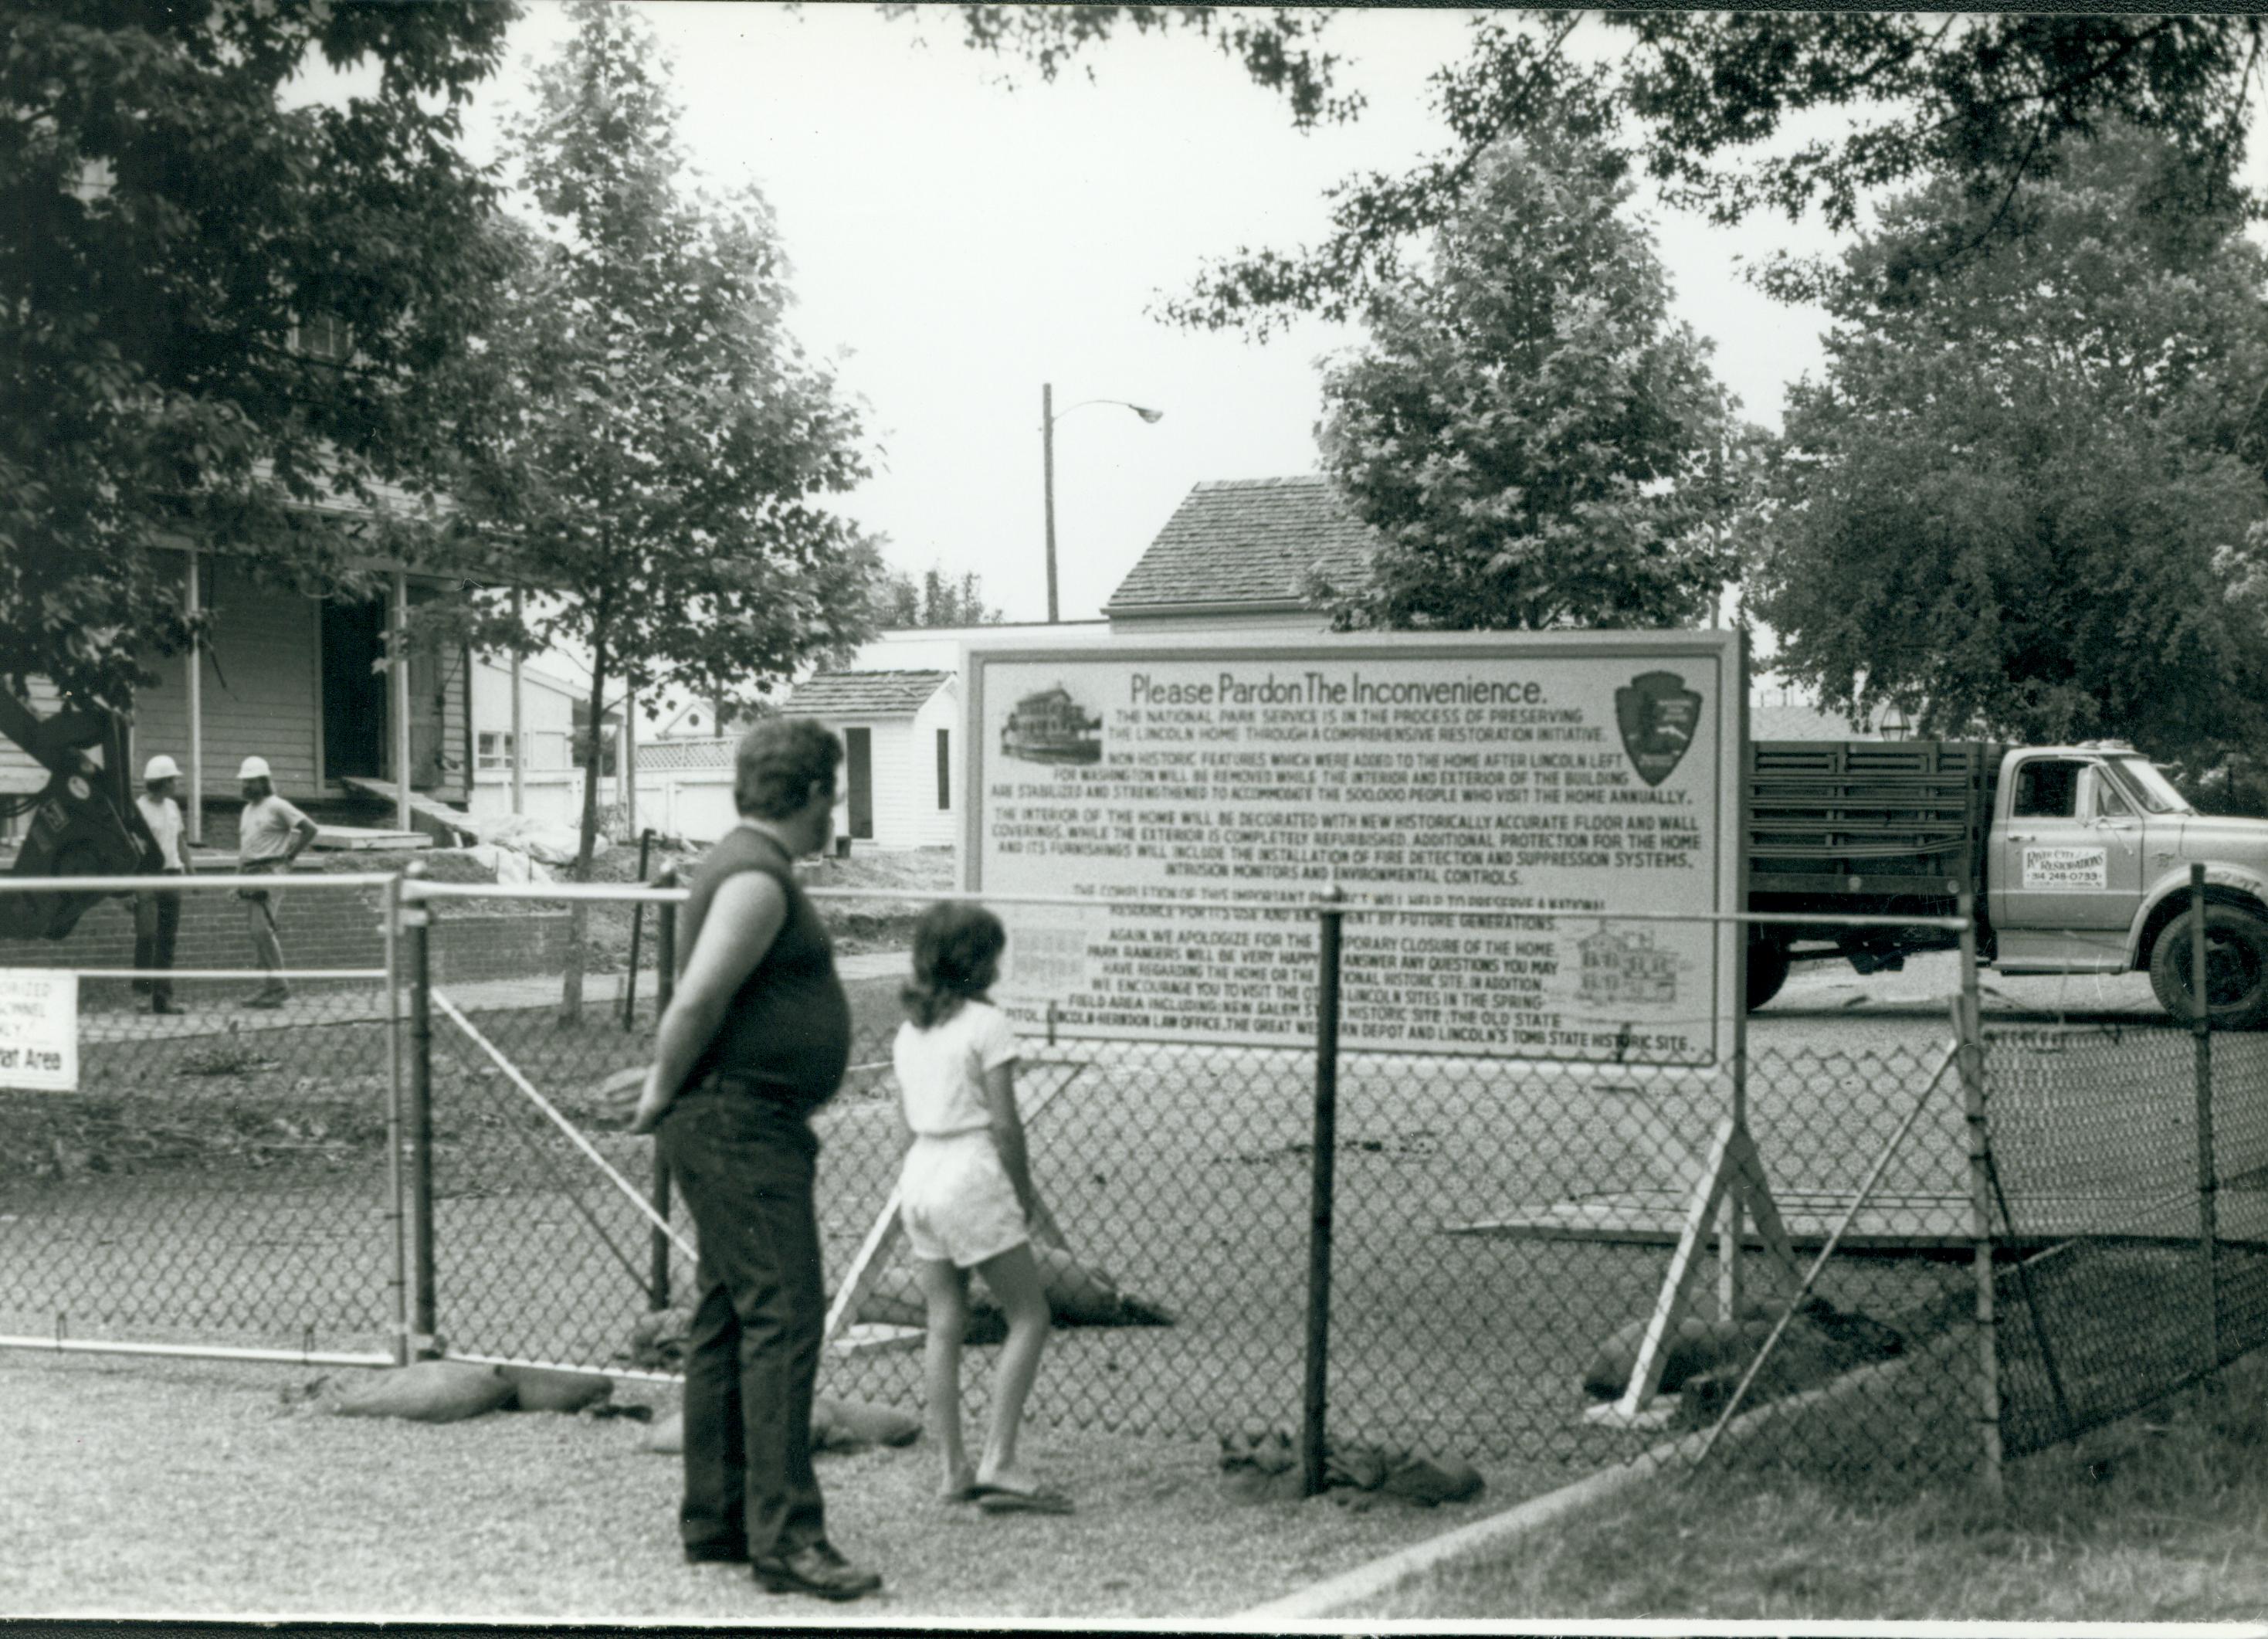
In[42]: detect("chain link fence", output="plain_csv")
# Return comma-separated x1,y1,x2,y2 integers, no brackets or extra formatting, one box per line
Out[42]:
9,869,2255,1499
1985,1021,2268,1461
389,883,2002,1491
0,874,404,1366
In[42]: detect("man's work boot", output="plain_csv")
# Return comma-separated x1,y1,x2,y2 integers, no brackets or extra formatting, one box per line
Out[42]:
749,1542,882,1602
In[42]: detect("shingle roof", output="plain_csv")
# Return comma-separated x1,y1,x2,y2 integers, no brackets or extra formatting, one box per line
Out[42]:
1106,477,1378,614
779,670,951,718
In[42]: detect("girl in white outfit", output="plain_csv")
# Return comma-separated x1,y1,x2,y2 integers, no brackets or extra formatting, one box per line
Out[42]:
893,901,1067,1514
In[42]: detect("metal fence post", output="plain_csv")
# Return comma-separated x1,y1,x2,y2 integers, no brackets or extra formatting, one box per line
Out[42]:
382,873,409,1367
1955,890,2004,1496
1302,887,1345,1498
2190,864,2220,1376
648,872,677,1312
406,877,439,1359
622,827,656,1031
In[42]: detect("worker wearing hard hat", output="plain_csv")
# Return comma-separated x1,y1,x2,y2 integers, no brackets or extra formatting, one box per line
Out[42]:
134,755,190,1015
236,755,317,1009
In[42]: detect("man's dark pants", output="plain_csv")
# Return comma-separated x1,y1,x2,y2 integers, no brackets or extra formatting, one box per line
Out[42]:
658,1088,828,1561
134,877,181,1006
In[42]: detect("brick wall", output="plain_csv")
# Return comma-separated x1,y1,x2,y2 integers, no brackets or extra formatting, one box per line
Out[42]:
0,877,570,984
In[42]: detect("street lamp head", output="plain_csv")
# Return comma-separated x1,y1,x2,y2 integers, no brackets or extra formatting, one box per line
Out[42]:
1132,405,1164,423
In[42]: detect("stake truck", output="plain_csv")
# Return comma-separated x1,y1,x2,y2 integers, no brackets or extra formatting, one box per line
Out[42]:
1746,739,2268,1026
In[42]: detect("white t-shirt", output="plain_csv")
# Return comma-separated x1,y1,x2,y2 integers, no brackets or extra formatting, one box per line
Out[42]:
239,793,312,864
136,794,185,871
893,1000,1021,1138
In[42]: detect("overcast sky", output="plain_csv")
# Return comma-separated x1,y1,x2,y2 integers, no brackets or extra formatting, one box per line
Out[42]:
445,4,1855,629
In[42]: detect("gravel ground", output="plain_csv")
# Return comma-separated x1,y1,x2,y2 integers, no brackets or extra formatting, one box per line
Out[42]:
0,1348,1490,1623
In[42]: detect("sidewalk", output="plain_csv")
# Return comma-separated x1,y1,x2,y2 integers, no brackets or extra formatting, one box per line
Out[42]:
77,950,911,1043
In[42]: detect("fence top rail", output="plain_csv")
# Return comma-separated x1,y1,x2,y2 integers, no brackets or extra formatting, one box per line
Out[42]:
0,872,402,894
41,968,388,981
404,879,689,907
400,877,1970,931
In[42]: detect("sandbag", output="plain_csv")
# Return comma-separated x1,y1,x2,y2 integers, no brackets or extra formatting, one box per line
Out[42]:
1222,1427,1485,1508
1029,1243,1124,1325
642,1398,920,1457
335,1361,515,1424
1581,1311,1772,1401
1583,1298,1905,1403
815,1396,920,1449
627,1305,693,1372
1381,1452,1485,1506
853,1265,944,1330
849,1236,1174,1332
853,1265,1009,1343
500,1364,614,1413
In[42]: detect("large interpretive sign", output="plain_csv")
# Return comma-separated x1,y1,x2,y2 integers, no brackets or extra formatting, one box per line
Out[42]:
962,631,1744,1066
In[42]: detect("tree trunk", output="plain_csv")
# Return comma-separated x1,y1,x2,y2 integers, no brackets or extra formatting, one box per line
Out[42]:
560,643,609,1025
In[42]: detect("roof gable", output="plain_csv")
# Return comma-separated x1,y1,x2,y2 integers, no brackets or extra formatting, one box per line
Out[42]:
780,670,952,718
1107,477,1377,615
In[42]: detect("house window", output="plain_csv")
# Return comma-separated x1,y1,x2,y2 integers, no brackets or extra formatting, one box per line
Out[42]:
477,731,516,772
935,728,951,811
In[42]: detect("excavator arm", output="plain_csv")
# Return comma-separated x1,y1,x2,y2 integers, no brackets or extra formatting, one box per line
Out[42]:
1,687,155,940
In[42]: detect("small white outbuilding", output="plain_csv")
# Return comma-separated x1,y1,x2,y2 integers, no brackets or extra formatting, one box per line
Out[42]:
777,670,958,851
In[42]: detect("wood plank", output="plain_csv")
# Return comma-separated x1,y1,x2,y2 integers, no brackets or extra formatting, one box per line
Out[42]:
1614,1118,1737,1419
312,826,431,851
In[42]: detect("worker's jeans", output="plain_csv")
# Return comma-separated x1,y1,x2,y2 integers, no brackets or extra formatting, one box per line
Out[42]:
657,1088,829,1562
133,874,181,1005
239,865,286,993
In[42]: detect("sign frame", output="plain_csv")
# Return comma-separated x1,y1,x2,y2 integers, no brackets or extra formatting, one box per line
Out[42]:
960,628,1747,1067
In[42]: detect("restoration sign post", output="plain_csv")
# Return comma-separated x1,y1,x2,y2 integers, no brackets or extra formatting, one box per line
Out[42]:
963,630,1745,1067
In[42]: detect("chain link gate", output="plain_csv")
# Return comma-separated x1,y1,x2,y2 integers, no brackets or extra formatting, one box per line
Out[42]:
0,872,408,1368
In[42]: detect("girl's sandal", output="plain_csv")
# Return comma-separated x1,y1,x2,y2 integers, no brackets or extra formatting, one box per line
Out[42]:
973,1485,1075,1515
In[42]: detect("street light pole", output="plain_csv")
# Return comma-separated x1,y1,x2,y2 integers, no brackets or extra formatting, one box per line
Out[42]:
1041,383,1164,626
1043,382,1059,624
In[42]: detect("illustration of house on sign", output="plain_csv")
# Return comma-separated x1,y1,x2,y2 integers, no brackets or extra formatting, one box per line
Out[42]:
1576,928,1684,1008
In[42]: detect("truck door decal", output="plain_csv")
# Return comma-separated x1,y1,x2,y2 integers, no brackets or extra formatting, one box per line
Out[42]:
2022,846,2109,889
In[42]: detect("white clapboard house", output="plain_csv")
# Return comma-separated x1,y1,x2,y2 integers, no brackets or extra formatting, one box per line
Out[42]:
775,669,960,850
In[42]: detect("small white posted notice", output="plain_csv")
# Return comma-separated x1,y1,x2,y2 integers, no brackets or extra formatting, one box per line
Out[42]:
0,969,79,1091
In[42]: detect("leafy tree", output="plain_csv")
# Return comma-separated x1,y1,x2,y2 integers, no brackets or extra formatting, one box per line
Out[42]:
895,9,2267,331
1312,137,1744,633
449,0,877,1016
876,564,1002,629
880,4,1358,127
2,0,516,714
1751,128,2268,762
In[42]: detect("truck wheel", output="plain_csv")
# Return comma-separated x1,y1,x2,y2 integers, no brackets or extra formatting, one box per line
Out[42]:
2148,906,2268,1030
1747,937,1792,1011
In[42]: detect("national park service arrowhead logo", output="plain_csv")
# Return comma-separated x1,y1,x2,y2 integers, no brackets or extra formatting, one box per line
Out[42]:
1615,670,1701,788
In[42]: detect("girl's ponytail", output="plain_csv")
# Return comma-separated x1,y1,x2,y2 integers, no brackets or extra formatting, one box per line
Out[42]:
900,900,1009,1030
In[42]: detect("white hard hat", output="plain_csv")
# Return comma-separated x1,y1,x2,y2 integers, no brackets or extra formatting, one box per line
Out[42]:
143,755,180,782
238,755,272,781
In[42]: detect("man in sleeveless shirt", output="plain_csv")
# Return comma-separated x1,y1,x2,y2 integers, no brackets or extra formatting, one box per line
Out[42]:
626,719,881,1603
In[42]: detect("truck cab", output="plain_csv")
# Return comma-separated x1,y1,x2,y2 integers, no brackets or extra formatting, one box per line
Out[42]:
1745,737,2268,1026
1988,741,2268,1024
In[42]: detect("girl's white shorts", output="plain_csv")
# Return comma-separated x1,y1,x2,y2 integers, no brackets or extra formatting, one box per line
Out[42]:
897,1132,1029,1269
